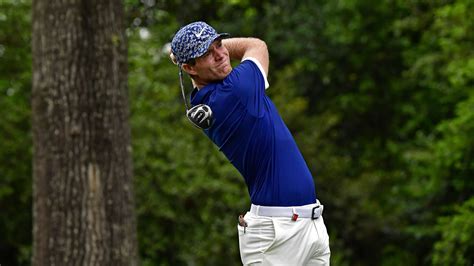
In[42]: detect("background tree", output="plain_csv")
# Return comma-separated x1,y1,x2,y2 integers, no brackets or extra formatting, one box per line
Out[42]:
31,0,137,265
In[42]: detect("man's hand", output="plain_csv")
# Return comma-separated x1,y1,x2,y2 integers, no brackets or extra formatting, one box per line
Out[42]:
170,53,178,65
163,42,178,65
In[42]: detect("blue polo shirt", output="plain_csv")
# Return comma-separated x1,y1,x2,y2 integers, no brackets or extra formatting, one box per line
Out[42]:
190,58,316,206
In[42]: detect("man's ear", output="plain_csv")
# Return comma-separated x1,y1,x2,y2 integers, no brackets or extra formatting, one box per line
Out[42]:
182,63,198,76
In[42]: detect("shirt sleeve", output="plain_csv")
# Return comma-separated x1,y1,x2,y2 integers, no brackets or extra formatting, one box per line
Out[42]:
242,57,269,89
223,60,268,117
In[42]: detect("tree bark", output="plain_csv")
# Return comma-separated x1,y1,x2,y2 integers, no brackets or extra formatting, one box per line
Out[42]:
31,0,137,265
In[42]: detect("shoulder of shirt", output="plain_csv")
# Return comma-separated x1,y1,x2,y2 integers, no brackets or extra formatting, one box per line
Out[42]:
240,57,270,89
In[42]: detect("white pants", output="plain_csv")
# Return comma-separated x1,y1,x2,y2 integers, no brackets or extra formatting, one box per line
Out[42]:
237,208,330,265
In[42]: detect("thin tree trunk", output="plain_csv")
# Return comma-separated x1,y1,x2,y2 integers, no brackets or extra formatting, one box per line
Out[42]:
31,0,137,265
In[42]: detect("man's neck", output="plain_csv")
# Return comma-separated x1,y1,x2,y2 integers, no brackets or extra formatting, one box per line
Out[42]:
192,79,205,90
192,76,216,90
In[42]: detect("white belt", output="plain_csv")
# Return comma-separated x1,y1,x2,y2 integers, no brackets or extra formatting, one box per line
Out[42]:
250,201,324,220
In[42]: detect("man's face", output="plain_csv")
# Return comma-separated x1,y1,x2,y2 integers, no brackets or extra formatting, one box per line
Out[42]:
184,39,232,86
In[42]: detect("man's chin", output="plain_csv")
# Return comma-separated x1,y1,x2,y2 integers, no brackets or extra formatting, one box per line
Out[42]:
210,65,232,81
222,64,232,76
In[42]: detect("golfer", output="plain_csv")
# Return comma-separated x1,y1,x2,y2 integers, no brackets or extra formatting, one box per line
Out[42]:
170,21,330,265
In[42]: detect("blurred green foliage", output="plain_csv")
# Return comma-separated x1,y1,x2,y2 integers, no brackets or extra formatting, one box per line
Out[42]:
0,0,32,265
0,0,473,265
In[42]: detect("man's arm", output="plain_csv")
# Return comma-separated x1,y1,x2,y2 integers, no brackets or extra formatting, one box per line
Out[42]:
222,38,269,76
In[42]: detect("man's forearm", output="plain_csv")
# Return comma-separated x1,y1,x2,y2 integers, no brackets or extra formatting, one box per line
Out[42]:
223,37,269,74
222,38,266,60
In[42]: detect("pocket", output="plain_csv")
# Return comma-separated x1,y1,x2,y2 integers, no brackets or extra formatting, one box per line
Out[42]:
314,216,330,248
237,222,246,236
238,213,277,264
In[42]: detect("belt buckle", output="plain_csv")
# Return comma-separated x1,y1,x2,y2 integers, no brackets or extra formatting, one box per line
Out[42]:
311,205,320,220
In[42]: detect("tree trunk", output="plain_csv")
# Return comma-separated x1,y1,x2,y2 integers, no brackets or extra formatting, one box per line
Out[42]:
31,0,138,265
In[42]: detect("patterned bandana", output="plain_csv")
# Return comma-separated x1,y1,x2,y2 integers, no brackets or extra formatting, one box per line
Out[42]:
171,21,229,64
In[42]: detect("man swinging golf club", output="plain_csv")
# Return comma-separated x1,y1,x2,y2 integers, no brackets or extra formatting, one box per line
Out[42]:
170,21,330,265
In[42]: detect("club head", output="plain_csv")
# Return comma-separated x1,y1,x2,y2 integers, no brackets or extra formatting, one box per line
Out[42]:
186,104,214,129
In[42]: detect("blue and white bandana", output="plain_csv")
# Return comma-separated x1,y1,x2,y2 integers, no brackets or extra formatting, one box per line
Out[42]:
171,21,229,64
